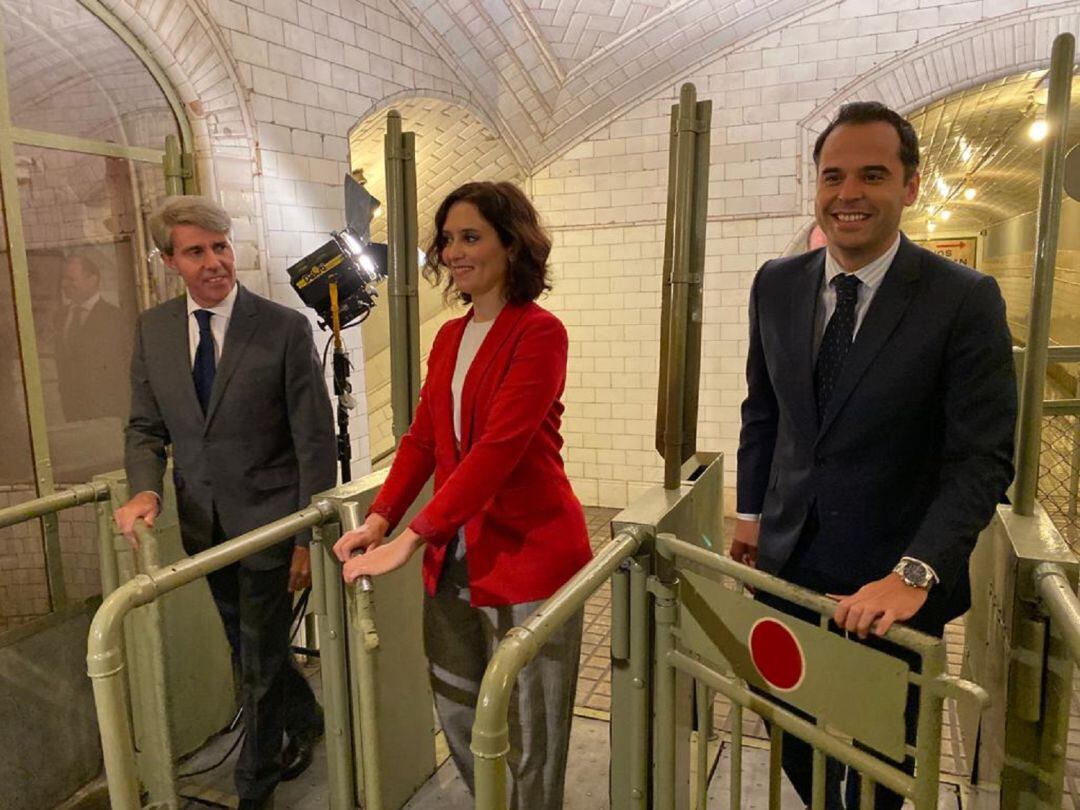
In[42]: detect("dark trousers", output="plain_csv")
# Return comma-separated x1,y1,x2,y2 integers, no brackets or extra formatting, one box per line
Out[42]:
757,517,943,809
206,561,322,801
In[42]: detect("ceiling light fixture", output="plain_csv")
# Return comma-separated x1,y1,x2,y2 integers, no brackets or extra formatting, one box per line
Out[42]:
1030,119,1048,142
940,210,952,221
935,177,951,196
963,187,977,201
927,221,937,232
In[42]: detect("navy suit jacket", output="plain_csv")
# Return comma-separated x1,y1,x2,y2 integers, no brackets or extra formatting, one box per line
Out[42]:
737,235,1016,627
124,286,336,570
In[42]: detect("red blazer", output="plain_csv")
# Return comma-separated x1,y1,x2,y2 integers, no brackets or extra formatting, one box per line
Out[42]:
368,301,592,606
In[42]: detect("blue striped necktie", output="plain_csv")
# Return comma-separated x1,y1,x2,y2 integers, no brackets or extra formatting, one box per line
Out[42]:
192,309,216,413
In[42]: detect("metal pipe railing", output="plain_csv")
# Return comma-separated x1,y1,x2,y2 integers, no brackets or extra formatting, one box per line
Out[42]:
1012,31,1075,515
0,480,110,529
339,501,383,810
87,501,335,810
472,527,648,810
655,533,988,808
1034,562,1080,668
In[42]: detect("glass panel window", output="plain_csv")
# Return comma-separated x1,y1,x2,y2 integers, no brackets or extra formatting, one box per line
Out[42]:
0,197,49,633
2,0,179,149
15,143,165,601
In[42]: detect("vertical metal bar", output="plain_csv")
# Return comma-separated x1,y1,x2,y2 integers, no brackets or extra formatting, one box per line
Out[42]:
163,134,184,197
385,111,411,445
768,725,783,810
663,85,698,489
730,700,743,810
655,91,679,464
311,523,358,810
1069,377,1080,517
133,530,178,807
611,564,630,660
694,683,712,809
96,497,120,597
912,649,946,809
401,130,421,421
340,502,383,810
0,6,64,609
858,772,876,809
1013,32,1075,515
811,746,826,809
628,554,651,808
653,534,679,808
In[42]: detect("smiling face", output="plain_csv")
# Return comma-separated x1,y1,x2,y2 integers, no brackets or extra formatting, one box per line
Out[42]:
814,121,920,271
439,201,509,305
163,223,236,307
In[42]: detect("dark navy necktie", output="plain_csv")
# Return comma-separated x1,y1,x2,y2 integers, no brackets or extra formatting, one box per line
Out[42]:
192,309,216,413
814,273,860,419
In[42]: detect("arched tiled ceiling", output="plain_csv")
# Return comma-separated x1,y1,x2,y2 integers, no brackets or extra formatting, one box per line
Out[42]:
900,71,1080,237
391,0,831,170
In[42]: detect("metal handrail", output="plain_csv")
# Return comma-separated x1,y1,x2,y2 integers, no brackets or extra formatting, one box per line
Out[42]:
471,526,648,810
1034,562,1080,668
655,532,989,809
0,480,110,529
655,533,990,705
86,501,336,810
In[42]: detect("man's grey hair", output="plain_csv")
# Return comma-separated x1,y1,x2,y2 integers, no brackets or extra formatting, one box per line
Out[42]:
149,196,232,255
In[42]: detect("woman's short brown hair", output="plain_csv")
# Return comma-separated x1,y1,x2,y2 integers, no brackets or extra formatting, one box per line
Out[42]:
424,181,552,305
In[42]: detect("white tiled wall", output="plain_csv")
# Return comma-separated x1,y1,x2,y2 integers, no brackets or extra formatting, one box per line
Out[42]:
103,0,1080,508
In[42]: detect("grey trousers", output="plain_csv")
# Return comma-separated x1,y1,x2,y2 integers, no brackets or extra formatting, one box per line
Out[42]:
423,558,583,810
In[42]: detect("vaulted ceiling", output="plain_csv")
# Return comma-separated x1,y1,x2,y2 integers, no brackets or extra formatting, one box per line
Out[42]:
902,70,1080,238
392,0,817,170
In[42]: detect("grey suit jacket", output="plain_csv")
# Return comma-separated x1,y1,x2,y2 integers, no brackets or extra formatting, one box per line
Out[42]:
737,236,1016,626
124,285,336,570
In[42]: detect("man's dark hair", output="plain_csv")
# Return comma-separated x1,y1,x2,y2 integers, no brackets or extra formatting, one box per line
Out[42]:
813,101,920,181
424,181,552,305
66,254,101,280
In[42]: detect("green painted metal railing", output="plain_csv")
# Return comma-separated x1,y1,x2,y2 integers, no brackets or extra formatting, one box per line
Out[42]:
0,481,111,529
472,526,649,809
656,533,990,810
86,504,336,810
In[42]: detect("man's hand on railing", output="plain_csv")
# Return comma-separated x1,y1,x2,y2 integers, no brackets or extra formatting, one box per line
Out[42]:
332,512,390,562
729,518,759,568
289,546,312,592
113,491,160,548
828,574,929,639
341,529,425,584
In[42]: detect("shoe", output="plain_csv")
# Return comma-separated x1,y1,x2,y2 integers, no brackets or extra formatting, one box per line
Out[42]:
281,733,316,782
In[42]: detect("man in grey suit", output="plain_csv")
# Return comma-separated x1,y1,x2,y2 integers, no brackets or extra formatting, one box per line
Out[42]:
114,196,336,808
731,102,1016,808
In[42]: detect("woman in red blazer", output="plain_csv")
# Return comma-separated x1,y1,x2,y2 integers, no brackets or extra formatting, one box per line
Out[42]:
333,181,592,808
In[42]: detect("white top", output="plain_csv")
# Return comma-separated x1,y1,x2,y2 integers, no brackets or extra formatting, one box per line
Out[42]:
186,283,238,366
452,317,496,443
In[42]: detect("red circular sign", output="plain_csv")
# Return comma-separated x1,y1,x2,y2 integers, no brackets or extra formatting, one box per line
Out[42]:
748,618,806,692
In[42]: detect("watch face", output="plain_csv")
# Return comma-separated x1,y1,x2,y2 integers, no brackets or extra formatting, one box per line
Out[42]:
900,561,931,587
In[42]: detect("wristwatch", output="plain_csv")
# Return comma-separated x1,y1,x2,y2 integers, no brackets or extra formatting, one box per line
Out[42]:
892,558,935,589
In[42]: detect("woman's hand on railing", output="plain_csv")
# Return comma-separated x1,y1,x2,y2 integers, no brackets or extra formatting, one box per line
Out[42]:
333,512,391,562
342,528,425,584
113,491,160,548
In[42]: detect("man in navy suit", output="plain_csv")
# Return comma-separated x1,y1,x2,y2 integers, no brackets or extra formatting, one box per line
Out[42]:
731,102,1016,808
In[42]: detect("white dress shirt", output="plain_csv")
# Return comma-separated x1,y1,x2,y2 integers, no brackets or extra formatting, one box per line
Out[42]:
813,234,900,354
186,283,238,367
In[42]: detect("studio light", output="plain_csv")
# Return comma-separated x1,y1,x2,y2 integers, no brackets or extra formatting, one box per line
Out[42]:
286,230,388,331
